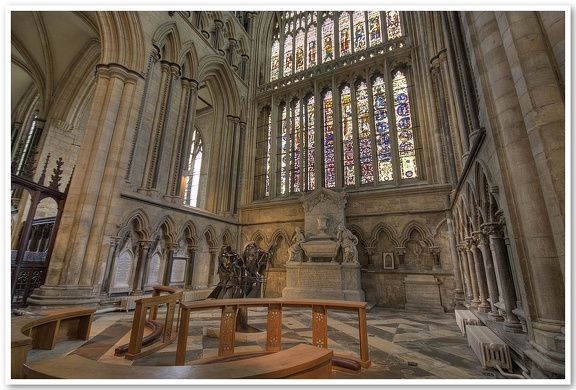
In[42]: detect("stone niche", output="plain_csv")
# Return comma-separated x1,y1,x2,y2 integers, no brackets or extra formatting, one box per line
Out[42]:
282,187,365,302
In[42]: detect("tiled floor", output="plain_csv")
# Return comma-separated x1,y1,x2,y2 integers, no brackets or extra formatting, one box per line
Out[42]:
22,305,519,384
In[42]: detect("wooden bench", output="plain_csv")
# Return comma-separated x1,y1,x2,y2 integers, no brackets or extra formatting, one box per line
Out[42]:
176,298,371,373
23,343,333,379
11,306,96,379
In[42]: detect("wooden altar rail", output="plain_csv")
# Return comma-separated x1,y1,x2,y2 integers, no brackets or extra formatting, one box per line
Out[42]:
124,286,183,360
176,298,370,369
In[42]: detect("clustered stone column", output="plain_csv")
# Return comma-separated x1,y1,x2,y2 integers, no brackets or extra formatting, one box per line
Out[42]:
456,219,523,333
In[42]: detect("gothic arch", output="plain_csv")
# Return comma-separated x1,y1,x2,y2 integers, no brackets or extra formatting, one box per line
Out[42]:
150,215,177,244
399,220,435,247
197,55,241,115
152,21,182,63
221,229,234,247
248,229,269,250
200,225,218,248
117,208,151,239
178,41,200,80
369,222,400,247
180,220,198,246
96,12,146,73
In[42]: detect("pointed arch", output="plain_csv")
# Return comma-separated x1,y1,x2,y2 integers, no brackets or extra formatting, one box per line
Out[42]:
197,54,241,115
96,11,146,73
399,220,435,247
178,40,200,80
369,222,400,247
200,225,218,248
180,220,198,246
151,21,182,63
117,208,151,239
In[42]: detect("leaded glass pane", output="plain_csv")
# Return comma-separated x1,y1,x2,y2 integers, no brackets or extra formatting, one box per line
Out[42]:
279,105,288,194
386,11,402,40
341,85,355,186
292,100,301,192
393,70,417,179
356,81,373,184
353,11,366,51
283,34,293,77
295,30,305,73
322,17,334,63
368,11,382,46
307,24,317,68
323,91,336,188
306,96,316,190
372,76,393,182
270,39,280,81
339,12,351,57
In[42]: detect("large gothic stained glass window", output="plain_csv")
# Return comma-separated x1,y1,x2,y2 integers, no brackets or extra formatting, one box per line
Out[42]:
258,11,417,199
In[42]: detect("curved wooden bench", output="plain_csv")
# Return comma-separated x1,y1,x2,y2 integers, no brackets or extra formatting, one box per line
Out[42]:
176,298,371,373
23,343,333,379
11,306,96,379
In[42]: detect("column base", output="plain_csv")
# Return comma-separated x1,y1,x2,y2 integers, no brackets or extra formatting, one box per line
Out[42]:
25,285,100,308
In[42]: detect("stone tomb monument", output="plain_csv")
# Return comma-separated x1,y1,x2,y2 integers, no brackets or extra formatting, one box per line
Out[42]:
282,188,365,302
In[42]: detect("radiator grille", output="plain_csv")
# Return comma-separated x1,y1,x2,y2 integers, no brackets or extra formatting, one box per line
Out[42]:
466,325,512,372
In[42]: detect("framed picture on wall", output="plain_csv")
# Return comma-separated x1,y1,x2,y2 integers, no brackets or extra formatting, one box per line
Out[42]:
382,252,394,269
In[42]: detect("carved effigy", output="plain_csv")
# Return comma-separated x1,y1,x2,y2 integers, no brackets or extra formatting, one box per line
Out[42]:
207,241,274,332
208,241,272,300
287,227,305,262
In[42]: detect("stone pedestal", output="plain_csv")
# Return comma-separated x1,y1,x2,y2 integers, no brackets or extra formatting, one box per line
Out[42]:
403,274,444,313
282,262,365,301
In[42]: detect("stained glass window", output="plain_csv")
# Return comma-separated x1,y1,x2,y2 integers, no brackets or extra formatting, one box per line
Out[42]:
393,70,417,179
295,30,305,73
323,90,336,188
321,15,334,63
183,129,203,207
279,104,288,194
356,81,373,184
339,12,351,57
386,11,402,40
353,11,366,51
292,100,301,192
372,75,393,182
341,85,355,186
259,11,416,199
368,11,382,46
306,96,316,190
270,39,280,81
307,24,317,68
283,34,293,77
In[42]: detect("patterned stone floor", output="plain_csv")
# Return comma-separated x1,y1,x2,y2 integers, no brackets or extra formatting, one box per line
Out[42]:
23,305,518,384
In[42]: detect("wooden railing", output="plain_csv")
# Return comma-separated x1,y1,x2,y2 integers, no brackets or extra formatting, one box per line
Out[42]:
122,286,183,360
175,298,370,371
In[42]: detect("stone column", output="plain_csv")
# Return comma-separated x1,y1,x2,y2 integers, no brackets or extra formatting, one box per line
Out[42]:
471,11,564,375
213,20,223,52
395,247,406,270
132,240,152,295
163,243,176,285
463,239,480,309
168,77,199,201
482,222,523,333
474,231,503,321
27,63,144,306
100,236,121,295
469,235,491,313
457,243,473,305
185,245,198,289
240,54,249,80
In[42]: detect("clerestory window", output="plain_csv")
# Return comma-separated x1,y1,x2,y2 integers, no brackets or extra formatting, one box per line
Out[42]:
255,11,417,200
